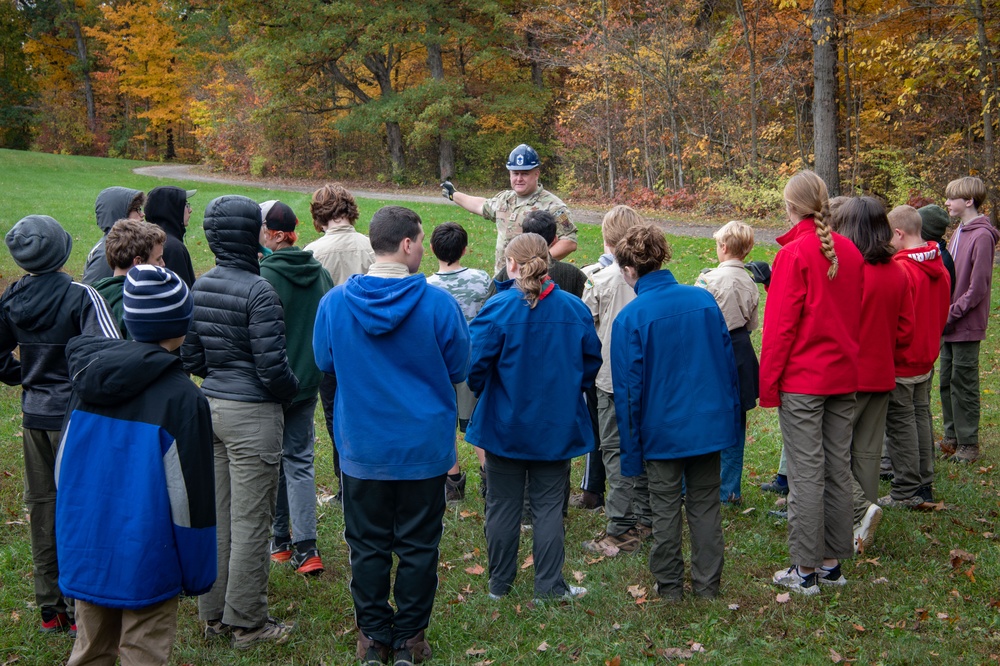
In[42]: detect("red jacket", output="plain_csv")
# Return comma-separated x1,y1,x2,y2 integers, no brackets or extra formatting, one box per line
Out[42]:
857,261,914,392
893,242,951,377
759,219,865,407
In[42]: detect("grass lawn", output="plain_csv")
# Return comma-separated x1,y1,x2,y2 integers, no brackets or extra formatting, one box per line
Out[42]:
1,148,999,664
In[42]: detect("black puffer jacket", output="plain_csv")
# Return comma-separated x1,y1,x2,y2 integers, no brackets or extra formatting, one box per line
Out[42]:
82,186,143,285
181,196,299,403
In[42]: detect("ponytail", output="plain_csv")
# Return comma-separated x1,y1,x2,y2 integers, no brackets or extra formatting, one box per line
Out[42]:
505,233,551,309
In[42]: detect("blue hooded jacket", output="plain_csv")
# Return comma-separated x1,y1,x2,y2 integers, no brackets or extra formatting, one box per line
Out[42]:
611,269,741,476
313,271,470,480
465,280,602,460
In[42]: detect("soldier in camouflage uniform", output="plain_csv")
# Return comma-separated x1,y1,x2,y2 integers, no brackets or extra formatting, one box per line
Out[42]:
441,144,578,274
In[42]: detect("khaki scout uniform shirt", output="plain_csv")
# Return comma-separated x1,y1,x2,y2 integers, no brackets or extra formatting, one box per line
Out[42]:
482,185,577,274
582,261,636,394
694,259,759,332
304,224,376,286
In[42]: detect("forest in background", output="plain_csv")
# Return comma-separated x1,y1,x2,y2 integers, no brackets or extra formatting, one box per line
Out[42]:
1,0,998,217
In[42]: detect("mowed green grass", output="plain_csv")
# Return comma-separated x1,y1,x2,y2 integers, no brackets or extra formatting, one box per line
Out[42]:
1,148,999,664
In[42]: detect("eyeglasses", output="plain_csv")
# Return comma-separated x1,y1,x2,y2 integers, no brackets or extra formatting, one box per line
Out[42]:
185,202,192,211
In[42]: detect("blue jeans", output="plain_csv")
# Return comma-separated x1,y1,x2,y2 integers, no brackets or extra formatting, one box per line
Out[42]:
719,412,747,502
273,396,319,544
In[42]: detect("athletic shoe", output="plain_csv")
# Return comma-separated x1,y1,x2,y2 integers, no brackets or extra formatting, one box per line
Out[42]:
853,503,882,554
358,636,390,665
231,617,293,649
40,609,70,633
270,538,293,563
817,563,847,585
583,529,641,556
877,494,924,509
445,472,466,503
760,475,789,495
204,619,231,640
69,623,77,639
393,631,431,665
917,485,934,503
936,436,958,457
362,646,389,665
768,509,788,520
772,565,820,596
568,490,604,510
291,547,325,575
533,585,587,605
950,444,980,464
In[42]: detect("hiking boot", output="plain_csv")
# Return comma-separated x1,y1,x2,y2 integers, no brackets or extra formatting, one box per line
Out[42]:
654,582,683,601
879,457,894,480
40,609,70,634
583,529,641,556
478,466,487,498
877,494,924,509
291,547,325,575
393,631,431,665
270,537,293,563
231,618,293,649
445,472,466,503
853,503,882,554
760,475,789,496
950,444,980,464
917,485,935,503
204,619,231,640
936,436,958,457
633,523,653,541
357,635,390,665
817,563,847,586
568,490,604,510
772,565,820,596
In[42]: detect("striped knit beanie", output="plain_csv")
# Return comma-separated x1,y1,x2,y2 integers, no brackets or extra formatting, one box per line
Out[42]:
123,264,193,342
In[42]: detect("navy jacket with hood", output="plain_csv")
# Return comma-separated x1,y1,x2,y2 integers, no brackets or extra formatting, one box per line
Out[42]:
82,186,144,285
0,273,120,430
181,195,299,403
145,186,196,287
56,335,216,608
313,269,470,481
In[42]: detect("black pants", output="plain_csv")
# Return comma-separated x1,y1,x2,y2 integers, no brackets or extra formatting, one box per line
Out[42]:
342,473,446,648
580,385,606,494
319,373,342,482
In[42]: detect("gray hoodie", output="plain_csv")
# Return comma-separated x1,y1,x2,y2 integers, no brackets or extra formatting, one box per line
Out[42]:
81,187,143,285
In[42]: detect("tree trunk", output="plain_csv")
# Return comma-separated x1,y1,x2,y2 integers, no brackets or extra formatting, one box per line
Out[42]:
69,18,96,132
812,0,840,194
735,0,758,167
525,28,544,88
971,0,995,173
426,35,454,180
386,121,405,177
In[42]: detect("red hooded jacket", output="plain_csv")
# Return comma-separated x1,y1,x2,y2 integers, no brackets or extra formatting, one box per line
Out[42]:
857,261,914,392
893,242,951,377
759,219,865,407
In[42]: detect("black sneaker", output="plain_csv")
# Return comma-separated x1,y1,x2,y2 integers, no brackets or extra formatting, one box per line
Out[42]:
760,475,789,495
392,648,415,666
291,547,325,575
817,563,847,585
917,485,934,503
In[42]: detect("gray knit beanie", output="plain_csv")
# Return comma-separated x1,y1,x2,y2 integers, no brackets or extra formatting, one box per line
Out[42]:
5,215,73,274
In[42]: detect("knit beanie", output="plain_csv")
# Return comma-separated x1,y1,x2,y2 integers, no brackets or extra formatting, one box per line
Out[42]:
260,200,299,232
122,265,193,342
918,205,951,242
5,215,73,274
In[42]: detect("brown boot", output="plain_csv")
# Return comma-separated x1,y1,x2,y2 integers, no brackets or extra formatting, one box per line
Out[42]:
358,633,390,665
936,437,958,457
393,631,432,665
950,444,980,464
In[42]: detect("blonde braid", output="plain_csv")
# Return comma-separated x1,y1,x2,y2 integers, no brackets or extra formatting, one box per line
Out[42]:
813,210,839,279
505,233,551,309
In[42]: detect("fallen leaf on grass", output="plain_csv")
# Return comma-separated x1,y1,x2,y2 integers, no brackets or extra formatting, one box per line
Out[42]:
491,611,499,621
537,641,549,652
977,465,994,474
689,642,705,652
472,661,493,666
448,594,465,605
728,603,740,611
949,549,976,568
852,623,865,632
466,648,487,657
872,577,889,584
776,592,790,603
860,557,880,566
605,657,621,666
464,564,485,575
964,565,976,582
774,497,787,507
937,612,949,620
612,623,621,630
627,585,646,599
829,648,844,663
915,608,930,621
585,556,605,565
573,570,586,583
459,510,479,519
658,646,699,660
584,609,597,617
521,555,534,569
462,549,480,561
741,507,756,515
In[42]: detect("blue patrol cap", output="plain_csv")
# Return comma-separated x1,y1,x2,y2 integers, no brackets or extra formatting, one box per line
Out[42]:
506,144,540,171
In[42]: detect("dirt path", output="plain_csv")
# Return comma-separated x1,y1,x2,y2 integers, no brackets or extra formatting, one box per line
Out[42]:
133,164,780,243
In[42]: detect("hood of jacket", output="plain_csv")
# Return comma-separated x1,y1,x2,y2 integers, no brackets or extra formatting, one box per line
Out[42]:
95,187,143,234
145,186,188,241
343,272,427,336
896,241,949,281
203,195,262,274
960,216,1000,245
66,335,181,406
2,272,73,332
259,247,328,288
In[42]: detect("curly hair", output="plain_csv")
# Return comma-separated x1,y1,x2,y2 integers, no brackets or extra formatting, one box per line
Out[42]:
310,183,359,233
504,233,550,309
614,224,671,278
105,218,166,270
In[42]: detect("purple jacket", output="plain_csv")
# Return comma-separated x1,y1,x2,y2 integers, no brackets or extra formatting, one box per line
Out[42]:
944,215,1000,342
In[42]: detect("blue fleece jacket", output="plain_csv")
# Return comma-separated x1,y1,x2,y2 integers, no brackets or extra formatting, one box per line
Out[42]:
313,271,470,480
465,280,602,460
611,269,741,476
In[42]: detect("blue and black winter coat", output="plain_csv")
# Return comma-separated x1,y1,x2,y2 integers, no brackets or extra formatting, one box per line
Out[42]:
56,335,216,609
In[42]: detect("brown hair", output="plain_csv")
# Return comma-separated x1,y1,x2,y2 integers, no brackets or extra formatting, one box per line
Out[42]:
887,204,922,237
127,192,146,217
944,176,988,209
504,233,550,309
784,170,838,279
614,224,671,278
311,183,359,233
836,197,894,265
105,219,166,270
601,205,644,248
713,220,754,260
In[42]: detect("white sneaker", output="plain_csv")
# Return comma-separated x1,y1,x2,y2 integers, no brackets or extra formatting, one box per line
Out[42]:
854,503,882,554
533,585,587,605
772,565,820,596
567,585,587,598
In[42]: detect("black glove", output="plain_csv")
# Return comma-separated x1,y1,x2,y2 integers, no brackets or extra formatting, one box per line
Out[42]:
441,181,455,201
745,260,772,287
